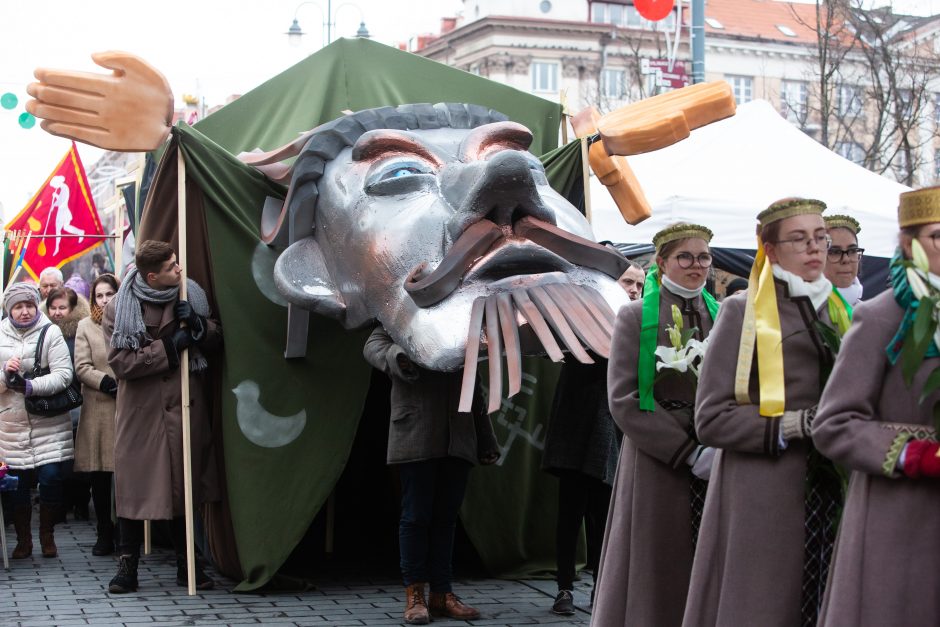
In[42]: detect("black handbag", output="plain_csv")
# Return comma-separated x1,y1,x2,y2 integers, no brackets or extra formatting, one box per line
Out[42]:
23,324,83,417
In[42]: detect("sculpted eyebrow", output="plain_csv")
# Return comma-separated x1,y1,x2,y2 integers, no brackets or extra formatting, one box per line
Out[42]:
351,132,441,165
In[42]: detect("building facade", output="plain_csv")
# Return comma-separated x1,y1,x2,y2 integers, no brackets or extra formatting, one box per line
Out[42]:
414,0,940,187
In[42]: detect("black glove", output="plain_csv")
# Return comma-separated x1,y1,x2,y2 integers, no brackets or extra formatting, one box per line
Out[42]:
174,300,195,324
5,370,26,393
169,327,193,353
99,375,118,398
174,300,206,342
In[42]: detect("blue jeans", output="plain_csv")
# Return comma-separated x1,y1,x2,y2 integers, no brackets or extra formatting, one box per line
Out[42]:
398,457,471,593
9,460,72,506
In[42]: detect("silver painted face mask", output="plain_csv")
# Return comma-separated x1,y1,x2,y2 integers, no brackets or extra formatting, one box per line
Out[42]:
272,106,630,408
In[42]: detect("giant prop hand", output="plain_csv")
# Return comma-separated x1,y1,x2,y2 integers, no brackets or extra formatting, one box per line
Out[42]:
572,81,736,225
25,51,173,152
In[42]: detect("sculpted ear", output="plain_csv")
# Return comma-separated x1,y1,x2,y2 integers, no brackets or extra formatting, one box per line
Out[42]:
274,237,346,320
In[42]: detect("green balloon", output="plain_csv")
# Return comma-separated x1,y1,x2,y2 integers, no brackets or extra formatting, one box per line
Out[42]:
0,93,16,110
18,112,35,129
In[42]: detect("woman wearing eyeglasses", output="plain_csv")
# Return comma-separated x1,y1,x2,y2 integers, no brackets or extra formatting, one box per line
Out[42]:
682,199,847,627
824,215,864,305
813,188,940,625
592,224,719,627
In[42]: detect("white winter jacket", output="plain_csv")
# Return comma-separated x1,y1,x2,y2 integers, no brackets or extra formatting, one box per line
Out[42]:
0,313,75,469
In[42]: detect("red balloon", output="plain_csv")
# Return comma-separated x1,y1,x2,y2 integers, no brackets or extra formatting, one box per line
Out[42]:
635,0,676,22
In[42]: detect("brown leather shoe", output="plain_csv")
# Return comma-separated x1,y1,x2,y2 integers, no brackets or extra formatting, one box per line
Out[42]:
429,591,481,620
404,583,430,625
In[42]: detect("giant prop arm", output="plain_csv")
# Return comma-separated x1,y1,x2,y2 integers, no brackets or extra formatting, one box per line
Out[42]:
25,51,174,152
571,81,736,225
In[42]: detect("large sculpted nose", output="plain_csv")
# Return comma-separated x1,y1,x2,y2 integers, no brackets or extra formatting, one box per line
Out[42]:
444,150,557,237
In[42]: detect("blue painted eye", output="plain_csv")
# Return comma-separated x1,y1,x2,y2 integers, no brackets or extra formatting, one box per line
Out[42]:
389,167,419,178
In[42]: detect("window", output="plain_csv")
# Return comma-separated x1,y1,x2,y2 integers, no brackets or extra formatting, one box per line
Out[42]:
728,76,753,104
837,84,863,117
705,17,724,29
602,68,626,98
835,142,865,165
780,81,808,122
592,1,676,30
934,93,940,125
531,62,558,93
776,25,797,37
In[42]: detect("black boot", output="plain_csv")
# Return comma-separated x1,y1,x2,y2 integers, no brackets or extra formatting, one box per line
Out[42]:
108,554,139,593
176,555,214,590
11,505,32,559
92,521,115,556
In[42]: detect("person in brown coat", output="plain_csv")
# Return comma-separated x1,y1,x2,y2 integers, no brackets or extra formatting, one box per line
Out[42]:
103,240,222,594
683,199,847,627
73,273,120,555
591,224,718,626
363,325,499,625
814,186,940,625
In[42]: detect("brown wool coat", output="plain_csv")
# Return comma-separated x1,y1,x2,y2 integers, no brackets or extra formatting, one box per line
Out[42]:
103,295,221,520
73,316,115,472
683,281,833,627
814,290,940,625
592,286,714,627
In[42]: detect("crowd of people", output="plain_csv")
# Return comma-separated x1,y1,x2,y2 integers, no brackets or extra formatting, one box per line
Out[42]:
1,184,938,626
0,241,220,594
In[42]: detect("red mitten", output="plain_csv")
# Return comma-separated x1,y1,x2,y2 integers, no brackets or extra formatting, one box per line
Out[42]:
903,440,940,478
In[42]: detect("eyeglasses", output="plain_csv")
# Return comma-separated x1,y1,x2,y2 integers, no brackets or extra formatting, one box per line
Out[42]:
670,252,713,269
775,234,831,253
918,232,940,252
827,247,865,262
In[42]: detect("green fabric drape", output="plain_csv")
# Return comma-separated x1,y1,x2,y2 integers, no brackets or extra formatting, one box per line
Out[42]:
148,39,581,590
174,124,373,591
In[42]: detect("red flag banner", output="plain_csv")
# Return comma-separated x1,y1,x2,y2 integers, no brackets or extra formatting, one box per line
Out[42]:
6,142,105,280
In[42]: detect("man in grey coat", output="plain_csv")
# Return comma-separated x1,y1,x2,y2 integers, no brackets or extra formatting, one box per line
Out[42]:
364,325,499,625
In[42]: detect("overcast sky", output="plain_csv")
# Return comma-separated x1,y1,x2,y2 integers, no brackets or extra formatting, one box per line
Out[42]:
0,0,463,219
1,0,938,221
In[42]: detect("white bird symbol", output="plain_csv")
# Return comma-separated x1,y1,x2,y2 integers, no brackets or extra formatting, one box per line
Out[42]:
232,380,306,448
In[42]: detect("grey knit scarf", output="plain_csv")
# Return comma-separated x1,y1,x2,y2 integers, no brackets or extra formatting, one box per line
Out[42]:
110,268,211,372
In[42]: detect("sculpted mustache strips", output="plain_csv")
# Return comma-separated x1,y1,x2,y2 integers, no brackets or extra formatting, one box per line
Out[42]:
458,282,616,414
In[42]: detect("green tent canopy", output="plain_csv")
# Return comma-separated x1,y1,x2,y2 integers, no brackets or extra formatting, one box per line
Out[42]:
140,38,593,591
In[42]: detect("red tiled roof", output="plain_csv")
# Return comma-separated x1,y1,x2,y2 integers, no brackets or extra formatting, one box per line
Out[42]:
702,0,825,44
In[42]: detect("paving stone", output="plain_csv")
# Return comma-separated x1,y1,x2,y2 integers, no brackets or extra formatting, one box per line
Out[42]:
3,504,592,626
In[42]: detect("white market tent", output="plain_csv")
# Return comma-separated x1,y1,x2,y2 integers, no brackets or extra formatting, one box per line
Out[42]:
590,99,910,259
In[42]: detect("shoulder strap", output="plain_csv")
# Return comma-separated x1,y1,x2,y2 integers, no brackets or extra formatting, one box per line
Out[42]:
31,324,51,374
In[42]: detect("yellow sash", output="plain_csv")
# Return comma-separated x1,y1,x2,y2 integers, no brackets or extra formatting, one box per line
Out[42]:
735,244,785,417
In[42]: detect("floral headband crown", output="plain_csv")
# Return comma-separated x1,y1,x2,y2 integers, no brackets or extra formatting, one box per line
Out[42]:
824,214,861,234
652,223,714,255
899,186,940,228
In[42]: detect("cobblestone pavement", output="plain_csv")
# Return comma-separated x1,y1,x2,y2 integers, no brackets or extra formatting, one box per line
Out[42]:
0,507,594,626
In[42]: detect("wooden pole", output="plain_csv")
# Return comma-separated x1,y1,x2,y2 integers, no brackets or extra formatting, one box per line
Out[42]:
559,89,569,145
114,211,124,279
580,137,593,224
177,147,197,596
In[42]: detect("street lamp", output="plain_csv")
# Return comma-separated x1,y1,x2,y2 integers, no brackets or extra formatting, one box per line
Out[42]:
285,1,369,48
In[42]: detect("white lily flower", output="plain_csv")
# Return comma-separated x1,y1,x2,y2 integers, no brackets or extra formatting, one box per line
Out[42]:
655,345,692,373
908,267,931,301
912,238,931,274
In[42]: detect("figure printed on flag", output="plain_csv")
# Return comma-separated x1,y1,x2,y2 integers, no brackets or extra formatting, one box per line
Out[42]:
47,174,86,255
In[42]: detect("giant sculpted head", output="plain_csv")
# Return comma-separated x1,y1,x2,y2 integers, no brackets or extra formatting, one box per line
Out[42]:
273,103,629,378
